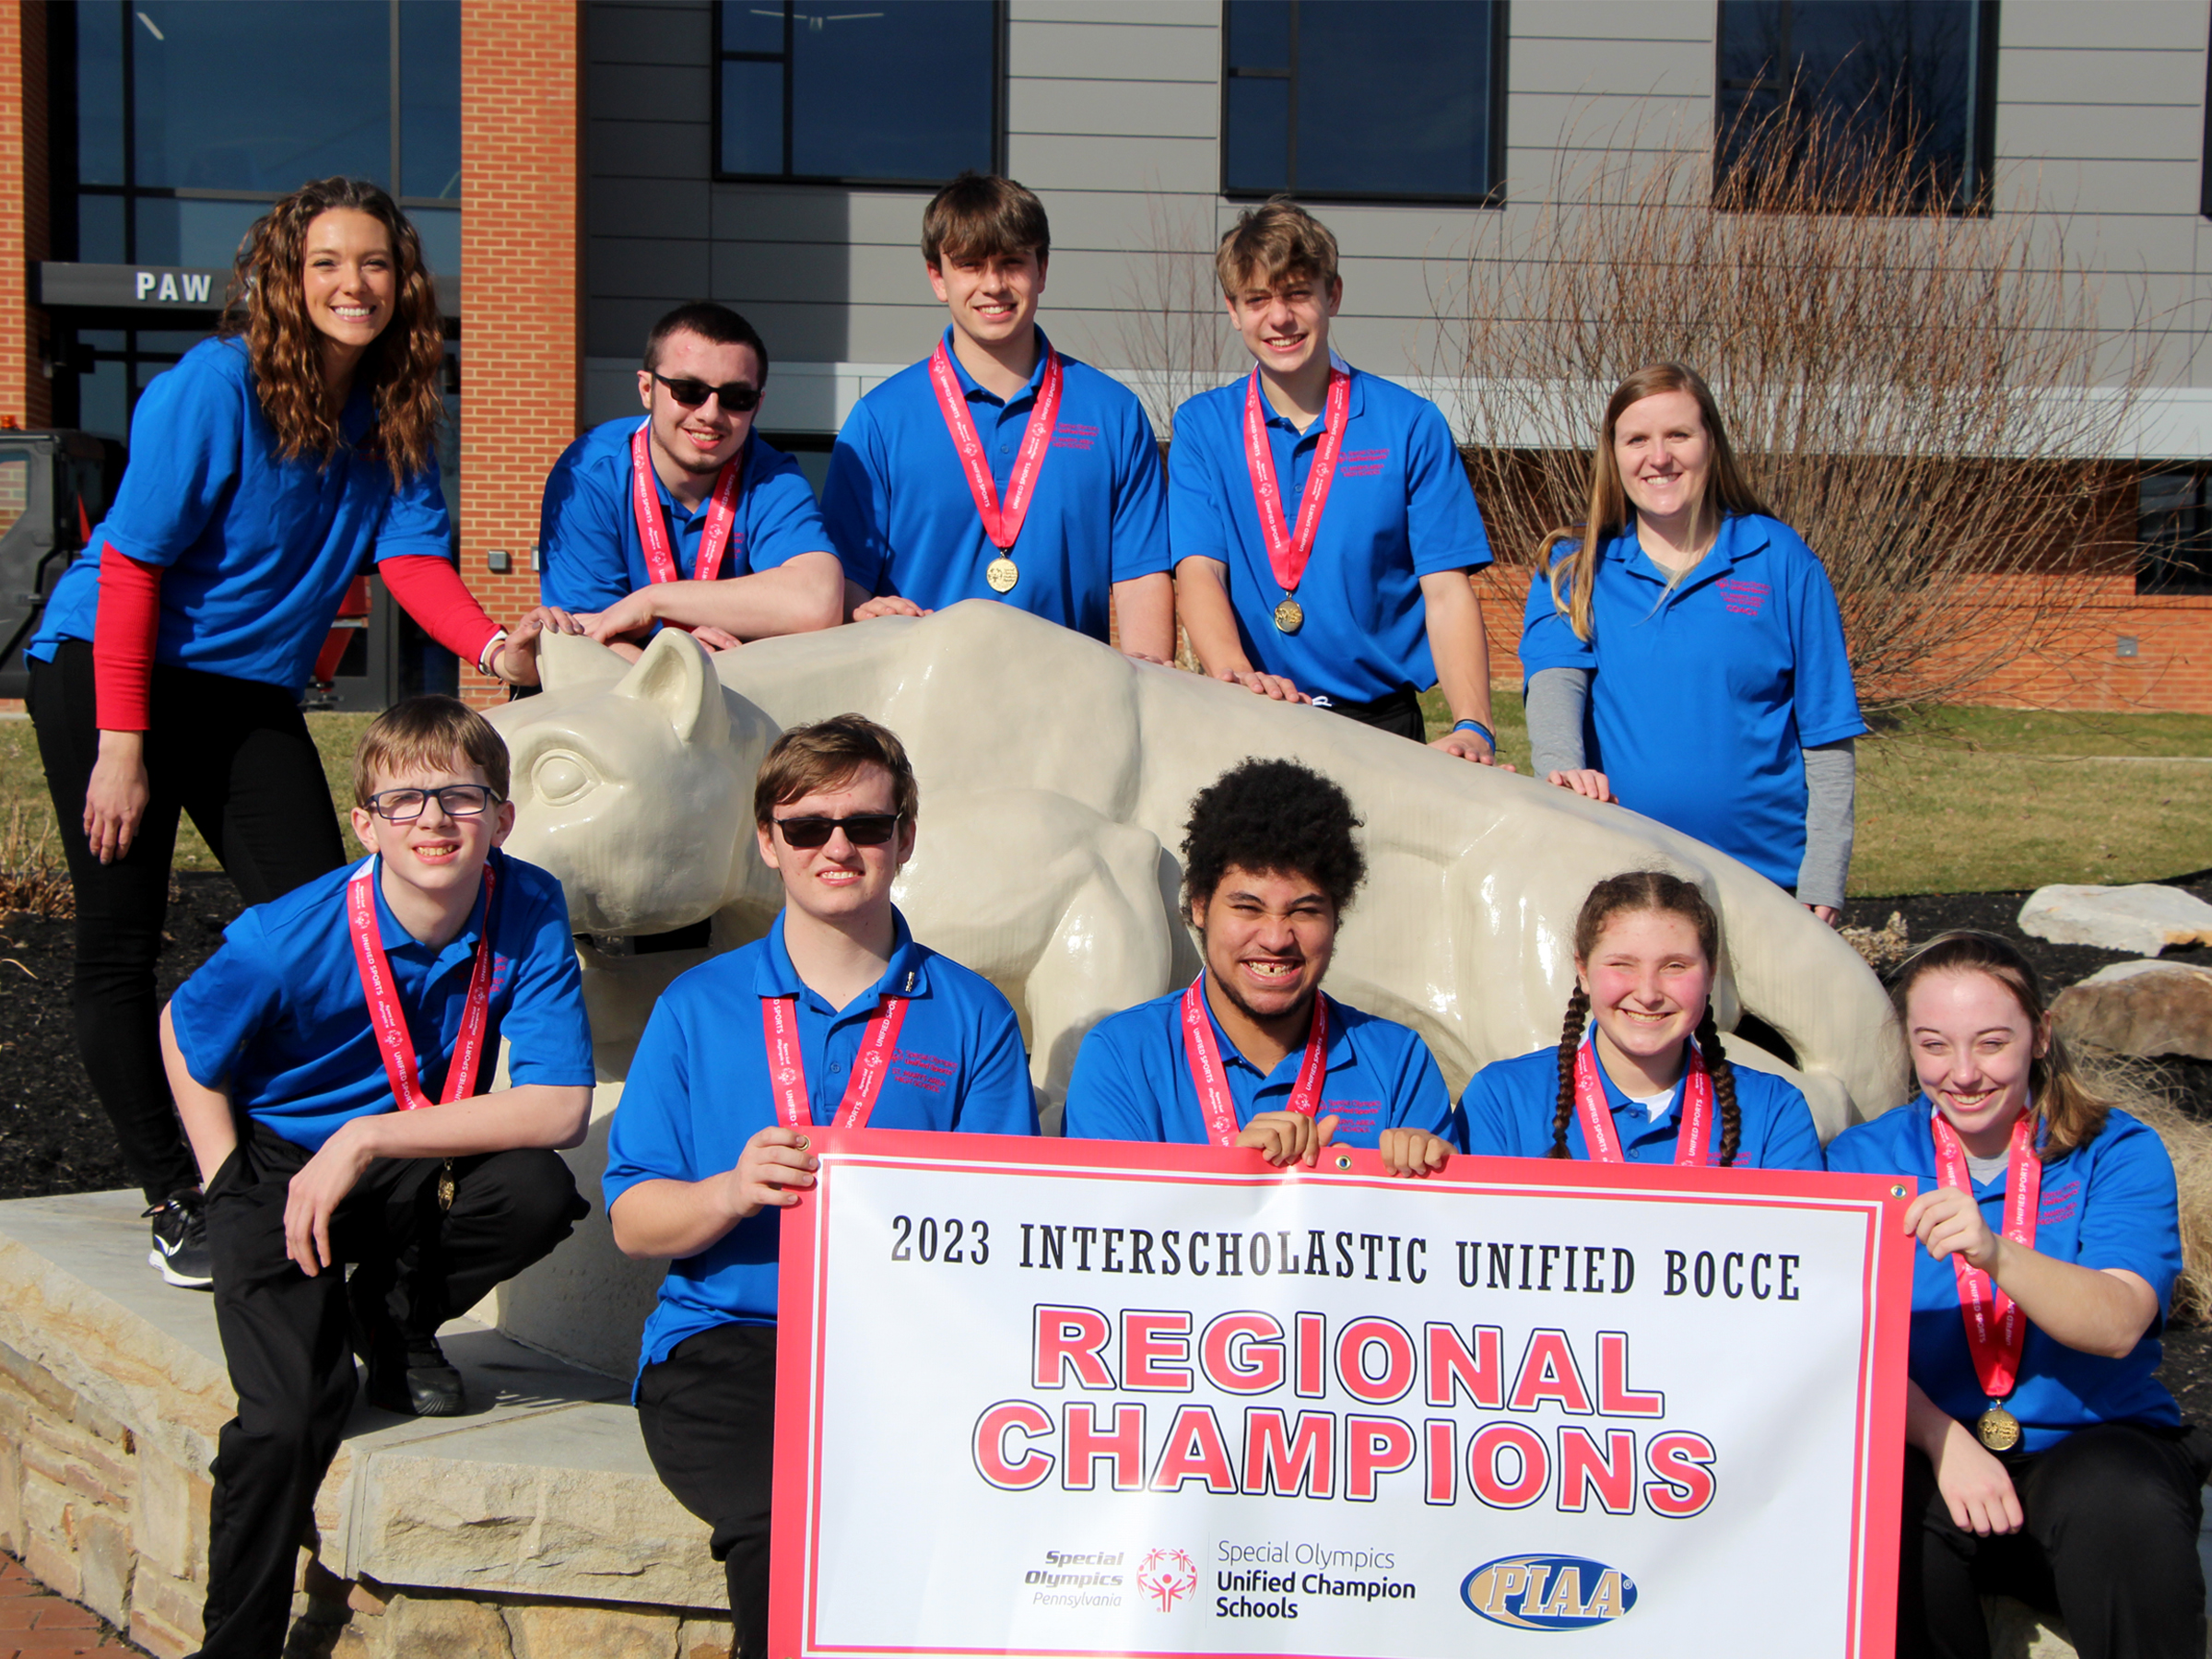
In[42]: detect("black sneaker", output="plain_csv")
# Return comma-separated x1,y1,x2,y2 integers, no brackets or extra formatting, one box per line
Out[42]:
145,1191,213,1289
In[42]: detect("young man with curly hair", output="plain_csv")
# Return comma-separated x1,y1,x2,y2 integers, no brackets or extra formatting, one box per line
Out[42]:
1062,758,1461,1172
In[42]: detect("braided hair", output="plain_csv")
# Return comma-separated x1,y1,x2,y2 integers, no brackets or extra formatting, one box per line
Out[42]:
1556,871,1742,1167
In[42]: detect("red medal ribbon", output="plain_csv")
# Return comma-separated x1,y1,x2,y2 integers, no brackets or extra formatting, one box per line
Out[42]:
1242,365,1351,600
1179,974,1329,1150
347,858,498,1112
760,993,912,1131
927,338,1064,553
629,419,745,586
1571,1038,1712,1166
1931,1111,2041,1405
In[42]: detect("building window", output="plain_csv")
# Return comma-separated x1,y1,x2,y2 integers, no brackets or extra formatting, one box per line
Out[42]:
714,2,1002,185
1716,0,1999,213
1222,1,1505,203
58,0,460,276
2139,469,2212,595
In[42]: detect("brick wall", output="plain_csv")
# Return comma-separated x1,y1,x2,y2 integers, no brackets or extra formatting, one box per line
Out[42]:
456,1,582,707
0,3,53,431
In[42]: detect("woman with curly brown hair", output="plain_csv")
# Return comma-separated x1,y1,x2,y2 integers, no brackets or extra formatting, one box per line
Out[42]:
1460,870,1823,1170
26,177,547,1289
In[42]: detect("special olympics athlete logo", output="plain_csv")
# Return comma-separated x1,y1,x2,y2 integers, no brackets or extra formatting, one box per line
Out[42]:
1136,1548,1197,1612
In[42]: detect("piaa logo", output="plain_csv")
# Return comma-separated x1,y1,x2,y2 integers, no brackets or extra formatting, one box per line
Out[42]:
1135,1548,1197,1612
1462,1555,1637,1630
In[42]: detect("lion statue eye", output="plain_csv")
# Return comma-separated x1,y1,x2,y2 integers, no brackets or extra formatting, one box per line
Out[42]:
531,751,596,806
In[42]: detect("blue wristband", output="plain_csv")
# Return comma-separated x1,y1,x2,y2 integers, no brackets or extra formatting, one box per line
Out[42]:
1451,719,1496,749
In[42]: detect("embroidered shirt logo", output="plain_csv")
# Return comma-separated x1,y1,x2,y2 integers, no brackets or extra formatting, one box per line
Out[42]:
1717,577,1771,618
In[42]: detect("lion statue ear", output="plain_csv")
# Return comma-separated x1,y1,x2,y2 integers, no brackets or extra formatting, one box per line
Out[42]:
538,629,632,694
612,626,731,749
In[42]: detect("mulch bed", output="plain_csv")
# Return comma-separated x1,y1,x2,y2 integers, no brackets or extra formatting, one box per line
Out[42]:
4,870,2212,1411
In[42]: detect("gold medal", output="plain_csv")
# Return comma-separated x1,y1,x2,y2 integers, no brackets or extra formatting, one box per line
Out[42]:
1975,1405,2021,1452
1273,596,1304,633
986,557,1019,594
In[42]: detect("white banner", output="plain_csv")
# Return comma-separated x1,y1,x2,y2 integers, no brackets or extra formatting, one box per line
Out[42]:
772,1132,1912,1659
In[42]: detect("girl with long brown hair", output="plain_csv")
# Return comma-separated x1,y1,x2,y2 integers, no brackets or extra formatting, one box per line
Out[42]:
26,177,549,1289
1829,932,2208,1659
1517,364,1866,924
1461,870,1822,1170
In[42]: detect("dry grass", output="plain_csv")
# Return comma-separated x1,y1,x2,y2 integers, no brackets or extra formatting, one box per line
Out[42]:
1431,104,2155,713
0,802,71,919
2091,1057,2212,1326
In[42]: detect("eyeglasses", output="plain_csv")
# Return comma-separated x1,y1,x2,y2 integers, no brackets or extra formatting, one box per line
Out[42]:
365,784,503,823
652,371,761,413
772,812,902,849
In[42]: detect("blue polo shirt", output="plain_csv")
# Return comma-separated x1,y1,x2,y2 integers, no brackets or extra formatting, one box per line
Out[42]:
821,328,1168,640
537,418,834,615
1518,514,1866,891
168,850,594,1153
1168,364,1490,703
1462,1042,1824,1170
605,908,1037,1380
1062,985,1464,1150
30,335,455,691
1827,1099,2181,1453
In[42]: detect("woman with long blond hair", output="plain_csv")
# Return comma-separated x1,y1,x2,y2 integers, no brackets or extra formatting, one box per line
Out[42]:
1829,932,2209,1659
1519,364,1865,923
26,177,547,1289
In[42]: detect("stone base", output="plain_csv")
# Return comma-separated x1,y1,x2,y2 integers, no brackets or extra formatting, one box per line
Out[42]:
0,1191,726,1658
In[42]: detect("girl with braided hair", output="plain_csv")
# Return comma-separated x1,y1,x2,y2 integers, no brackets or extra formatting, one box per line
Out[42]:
1461,871,1822,1170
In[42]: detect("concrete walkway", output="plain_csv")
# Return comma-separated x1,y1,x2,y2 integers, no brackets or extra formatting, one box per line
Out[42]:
0,1552,138,1656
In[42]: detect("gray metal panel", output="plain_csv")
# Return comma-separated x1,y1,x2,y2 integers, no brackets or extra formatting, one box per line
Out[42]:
1998,159,2204,217
590,176,713,240
1007,77,1217,139
1510,35,1714,97
588,236,712,299
587,2,711,66
592,60,712,124
1997,102,2206,163
1010,0,1213,26
1006,133,1218,193
1512,0,1718,45
1008,19,1218,81
2000,46,2207,106
592,117,712,179
2000,0,2209,52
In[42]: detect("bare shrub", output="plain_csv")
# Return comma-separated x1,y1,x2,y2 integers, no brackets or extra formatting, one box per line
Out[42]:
1430,106,2154,712
2088,1054,2212,1325
1111,187,1237,444
0,802,70,920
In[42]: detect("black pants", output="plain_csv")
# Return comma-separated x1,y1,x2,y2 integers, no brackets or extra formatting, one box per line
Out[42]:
638,1323,777,1659
1900,1422,2212,1659
194,1121,586,1659
29,641,346,1205
1317,685,1425,742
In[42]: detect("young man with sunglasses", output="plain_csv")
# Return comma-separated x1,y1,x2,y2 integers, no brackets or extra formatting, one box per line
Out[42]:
823,173,1173,659
536,302,844,659
1063,758,1462,1174
157,697,594,1658
606,713,1036,1659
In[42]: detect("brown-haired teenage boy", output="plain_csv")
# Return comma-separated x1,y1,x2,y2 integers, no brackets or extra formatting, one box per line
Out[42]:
823,171,1173,658
159,695,594,1658
1170,199,1504,762
606,713,1036,1659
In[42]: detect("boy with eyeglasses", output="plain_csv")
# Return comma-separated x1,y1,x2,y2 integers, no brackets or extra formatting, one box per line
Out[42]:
158,695,594,1658
823,172,1173,659
606,712,1037,1659
535,301,845,660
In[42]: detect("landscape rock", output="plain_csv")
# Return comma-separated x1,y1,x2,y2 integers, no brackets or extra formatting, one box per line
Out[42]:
2053,959,2212,1060
2018,885,2212,957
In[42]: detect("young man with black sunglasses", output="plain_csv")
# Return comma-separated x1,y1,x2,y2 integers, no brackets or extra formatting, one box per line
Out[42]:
535,302,845,660
606,712,1037,1659
823,173,1173,659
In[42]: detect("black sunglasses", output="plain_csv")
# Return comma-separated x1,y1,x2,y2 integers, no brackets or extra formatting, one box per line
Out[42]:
772,812,902,850
652,371,761,413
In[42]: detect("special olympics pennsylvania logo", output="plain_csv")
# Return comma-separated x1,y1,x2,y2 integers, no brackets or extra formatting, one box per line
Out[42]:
1136,1548,1198,1612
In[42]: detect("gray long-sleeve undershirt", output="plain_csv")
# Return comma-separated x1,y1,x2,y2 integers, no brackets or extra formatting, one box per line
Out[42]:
1524,666,1856,912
